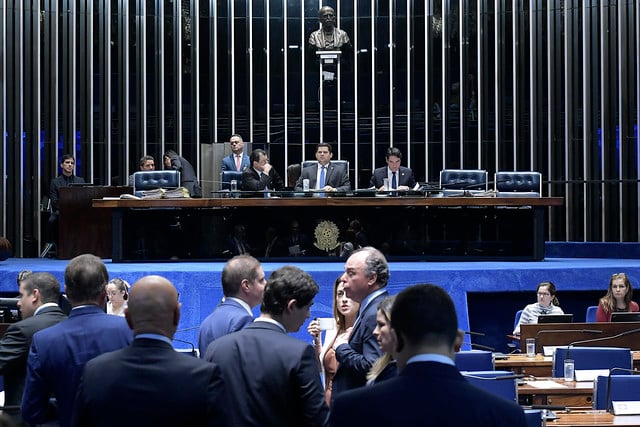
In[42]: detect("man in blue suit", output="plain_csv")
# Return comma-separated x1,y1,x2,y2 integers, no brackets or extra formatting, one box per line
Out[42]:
73,275,228,427
21,254,133,427
330,247,389,401
221,133,250,172
198,255,266,355
205,266,329,427
329,284,526,427
369,146,416,191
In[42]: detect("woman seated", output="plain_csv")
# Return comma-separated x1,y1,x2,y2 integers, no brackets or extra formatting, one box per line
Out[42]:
596,272,639,322
513,281,564,335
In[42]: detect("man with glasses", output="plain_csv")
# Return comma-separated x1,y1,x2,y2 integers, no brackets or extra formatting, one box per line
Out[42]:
221,134,250,172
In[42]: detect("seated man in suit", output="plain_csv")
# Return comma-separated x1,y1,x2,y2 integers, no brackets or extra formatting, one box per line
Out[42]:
127,155,155,186
73,275,228,427
0,272,67,425
369,146,416,191
241,149,284,192
204,266,329,427
221,134,250,172
198,255,266,354
295,143,351,192
329,283,526,427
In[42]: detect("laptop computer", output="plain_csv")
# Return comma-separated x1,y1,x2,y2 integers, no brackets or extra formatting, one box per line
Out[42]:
610,312,640,322
537,314,574,324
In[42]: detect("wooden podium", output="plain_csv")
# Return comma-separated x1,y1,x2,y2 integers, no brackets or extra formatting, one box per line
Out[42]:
58,186,131,259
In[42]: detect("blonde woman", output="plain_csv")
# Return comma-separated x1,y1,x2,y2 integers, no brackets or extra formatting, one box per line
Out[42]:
366,296,397,384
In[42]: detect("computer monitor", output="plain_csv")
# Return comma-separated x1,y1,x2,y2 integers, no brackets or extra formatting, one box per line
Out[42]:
537,314,573,324
610,312,640,322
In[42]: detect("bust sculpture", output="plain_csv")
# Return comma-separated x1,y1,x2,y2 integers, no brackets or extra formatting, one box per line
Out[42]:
308,6,351,51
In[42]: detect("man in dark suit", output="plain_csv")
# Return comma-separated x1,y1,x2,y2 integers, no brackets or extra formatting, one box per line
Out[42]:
0,272,67,426
241,148,284,192
221,133,250,172
294,143,351,192
73,275,228,427
330,247,389,401
164,149,202,197
205,266,329,427
369,146,416,191
21,254,133,427
329,284,526,427
198,255,266,355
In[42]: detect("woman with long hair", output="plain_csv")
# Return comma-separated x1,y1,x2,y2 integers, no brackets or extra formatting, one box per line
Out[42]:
596,273,639,322
105,278,130,317
307,277,359,405
366,296,397,384
513,281,564,335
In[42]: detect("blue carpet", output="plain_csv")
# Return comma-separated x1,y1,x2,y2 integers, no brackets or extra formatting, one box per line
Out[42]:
2,257,639,352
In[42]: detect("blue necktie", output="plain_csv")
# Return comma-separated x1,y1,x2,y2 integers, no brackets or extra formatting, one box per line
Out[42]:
319,166,326,189
392,171,397,189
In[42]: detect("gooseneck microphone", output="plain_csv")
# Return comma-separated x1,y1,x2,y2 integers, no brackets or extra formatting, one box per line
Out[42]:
534,329,603,355
604,367,639,413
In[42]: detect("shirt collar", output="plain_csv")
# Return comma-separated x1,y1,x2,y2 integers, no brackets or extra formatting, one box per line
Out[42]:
226,297,253,316
407,353,455,366
34,302,59,316
255,317,286,333
359,288,387,317
135,333,173,346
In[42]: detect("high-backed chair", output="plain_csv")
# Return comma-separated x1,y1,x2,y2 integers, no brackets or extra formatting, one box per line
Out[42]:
220,170,243,191
552,347,632,378
133,170,181,197
507,309,524,353
439,169,488,196
593,374,640,410
462,370,518,403
494,171,542,197
585,306,598,323
455,350,495,371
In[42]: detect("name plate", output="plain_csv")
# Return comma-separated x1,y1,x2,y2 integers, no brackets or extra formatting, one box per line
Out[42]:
612,401,640,415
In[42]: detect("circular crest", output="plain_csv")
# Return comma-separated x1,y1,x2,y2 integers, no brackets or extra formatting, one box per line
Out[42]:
313,220,341,252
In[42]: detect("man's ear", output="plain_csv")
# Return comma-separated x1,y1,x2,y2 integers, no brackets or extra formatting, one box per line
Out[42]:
240,278,251,293
173,303,182,327
453,329,465,353
285,299,297,314
31,288,41,304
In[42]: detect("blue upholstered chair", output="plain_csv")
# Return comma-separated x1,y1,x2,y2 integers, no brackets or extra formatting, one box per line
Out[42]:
507,310,524,353
133,170,181,197
220,170,243,191
462,370,518,403
585,306,598,323
551,347,632,378
439,169,488,196
494,171,542,197
455,350,495,371
593,374,640,410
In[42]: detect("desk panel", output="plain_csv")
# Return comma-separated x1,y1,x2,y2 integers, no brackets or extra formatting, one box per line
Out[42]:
93,196,562,262
520,323,640,353
552,411,640,426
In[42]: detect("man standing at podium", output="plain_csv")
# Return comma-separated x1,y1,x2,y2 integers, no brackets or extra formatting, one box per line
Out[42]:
48,154,85,247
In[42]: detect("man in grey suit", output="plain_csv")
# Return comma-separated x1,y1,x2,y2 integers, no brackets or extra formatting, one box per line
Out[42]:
205,266,329,427
198,255,266,356
369,146,416,191
330,246,389,402
73,275,228,427
0,272,67,426
295,143,351,192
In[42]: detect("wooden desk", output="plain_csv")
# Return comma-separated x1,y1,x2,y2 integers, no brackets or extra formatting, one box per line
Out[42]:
520,323,640,352
496,352,640,378
519,378,594,407
92,196,562,262
551,410,640,426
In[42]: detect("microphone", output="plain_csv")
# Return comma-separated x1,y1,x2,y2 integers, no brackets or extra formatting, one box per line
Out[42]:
463,373,525,381
172,338,197,357
534,329,603,355
566,327,640,354
604,366,639,413
471,343,496,352
176,326,201,333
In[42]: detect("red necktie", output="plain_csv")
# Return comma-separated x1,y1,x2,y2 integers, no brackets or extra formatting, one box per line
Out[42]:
235,155,241,171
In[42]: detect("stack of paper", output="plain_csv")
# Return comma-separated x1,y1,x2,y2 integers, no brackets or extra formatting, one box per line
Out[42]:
140,187,190,199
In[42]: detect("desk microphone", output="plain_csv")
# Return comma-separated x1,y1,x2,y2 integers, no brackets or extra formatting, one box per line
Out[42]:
566,327,640,358
176,326,201,333
470,343,496,352
172,338,197,357
462,373,525,381
464,330,486,337
535,329,603,354
605,367,640,413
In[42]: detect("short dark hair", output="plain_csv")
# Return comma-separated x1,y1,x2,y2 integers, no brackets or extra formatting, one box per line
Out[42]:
61,154,75,163
221,255,262,297
261,266,319,316
316,142,333,154
64,254,109,303
21,272,61,304
250,149,267,164
139,155,154,167
391,284,458,348
386,146,402,159
354,246,389,287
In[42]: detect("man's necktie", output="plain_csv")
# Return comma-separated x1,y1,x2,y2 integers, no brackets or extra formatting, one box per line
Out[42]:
392,171,397,189
319,166,326,188
235,155,241,171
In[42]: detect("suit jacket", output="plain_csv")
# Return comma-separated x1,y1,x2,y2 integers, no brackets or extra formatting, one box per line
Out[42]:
0,306,67,411
369,166,416,189
329,361,526,427
49,174,86,214
241,167,284,192
198,299,254,357
205,321,329,427
166,153,202,197
21,305,133,427
295,162,351,192
221,153,250,172
331,290,388,401
72,338,228,427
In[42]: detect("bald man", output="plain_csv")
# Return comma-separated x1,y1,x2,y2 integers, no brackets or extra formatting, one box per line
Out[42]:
72,276,228,427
